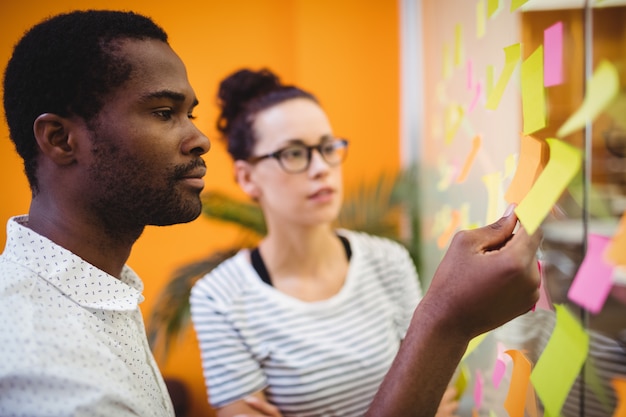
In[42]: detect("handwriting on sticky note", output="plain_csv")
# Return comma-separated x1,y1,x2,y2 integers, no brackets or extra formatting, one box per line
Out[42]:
486,43,521,110
530,305,589,417
505,350,531,417
544,22,563,86
568,234,615,313
522,45,546,135
515,139,582,235
557,60,619,137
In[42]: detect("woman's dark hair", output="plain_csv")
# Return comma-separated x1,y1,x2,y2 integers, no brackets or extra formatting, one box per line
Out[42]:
216,68,318,161
3,10,168,192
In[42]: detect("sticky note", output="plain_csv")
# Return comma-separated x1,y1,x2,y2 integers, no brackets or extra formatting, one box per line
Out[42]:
510,0,530,11
462,332,488,361
454,364,470,400
557,60,620,137
437,209,461,249
515,139,582,235
469,82,482,113
536,260,554,311
505,135,549,204
505,349,532,417
455,24,464,68
488,0,500,18
474,369,484,409
483,171,504,224
493,341,511,389
456,135,482,183
477,0,486,38
606,211,626,266
522,45,547,135
486,43,521,110
445,104,464,144
544,22,563,87
612,377,626,417
530,305,589,417
568,234,615,313
443,43,452,80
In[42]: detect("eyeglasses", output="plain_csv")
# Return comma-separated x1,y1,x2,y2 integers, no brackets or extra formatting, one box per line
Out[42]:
248,138,349,174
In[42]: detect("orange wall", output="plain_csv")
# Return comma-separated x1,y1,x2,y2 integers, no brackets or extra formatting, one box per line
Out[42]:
0,1,400,416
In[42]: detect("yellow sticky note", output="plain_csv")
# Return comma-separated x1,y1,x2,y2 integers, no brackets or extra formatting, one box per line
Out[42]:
606,211,626,266
505,135,549,204
445,104,464,144
488,0,499,18
443,43,452,80
510,0,530,11
455,24,464,68
557,60,619,137
530,305,589,417
462,332,488,361
486,43,521,110
522,46,547,134
477,0,486,38
505,350,532,417
483,171,504,224
515,139,582,235
456,135,482,183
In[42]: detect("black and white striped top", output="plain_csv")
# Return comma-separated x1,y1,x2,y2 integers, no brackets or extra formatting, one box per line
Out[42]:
190,229,422,416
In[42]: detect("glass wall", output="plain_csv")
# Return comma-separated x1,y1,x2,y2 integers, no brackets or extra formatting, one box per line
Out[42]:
410,0,626,415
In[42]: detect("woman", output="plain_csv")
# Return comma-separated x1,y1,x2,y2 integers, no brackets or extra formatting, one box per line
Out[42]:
190,68,458,417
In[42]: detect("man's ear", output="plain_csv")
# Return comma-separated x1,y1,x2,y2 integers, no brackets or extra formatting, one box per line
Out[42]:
33,113,78,166
234,160,260,199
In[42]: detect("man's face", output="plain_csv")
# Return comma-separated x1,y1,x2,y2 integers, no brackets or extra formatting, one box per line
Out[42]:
82,39,210,232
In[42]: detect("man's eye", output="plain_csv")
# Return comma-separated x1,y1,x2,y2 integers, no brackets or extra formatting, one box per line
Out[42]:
322,143,337,155
154,109,173,120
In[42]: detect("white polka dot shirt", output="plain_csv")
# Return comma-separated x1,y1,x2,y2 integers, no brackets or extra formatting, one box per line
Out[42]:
0,216,174,417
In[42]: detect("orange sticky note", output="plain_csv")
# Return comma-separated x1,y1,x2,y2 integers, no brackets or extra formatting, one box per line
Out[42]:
612,377,626,417
606,212,626,266
505,135,549,204
505,349,532,417
456,136,482,183
437,209,461,249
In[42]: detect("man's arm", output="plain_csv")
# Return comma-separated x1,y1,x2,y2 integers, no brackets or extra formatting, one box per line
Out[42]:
367,205,542,417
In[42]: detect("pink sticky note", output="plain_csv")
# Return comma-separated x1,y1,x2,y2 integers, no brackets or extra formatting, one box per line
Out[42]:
493,341,510,389
536,260,554,311
474,369,484,409
544,22,563,87
568,234,615,313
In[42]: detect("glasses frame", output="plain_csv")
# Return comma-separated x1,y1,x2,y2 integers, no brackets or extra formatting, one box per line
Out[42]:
247,138,349,174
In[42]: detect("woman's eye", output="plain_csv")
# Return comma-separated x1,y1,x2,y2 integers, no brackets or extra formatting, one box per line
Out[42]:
282,147,306,160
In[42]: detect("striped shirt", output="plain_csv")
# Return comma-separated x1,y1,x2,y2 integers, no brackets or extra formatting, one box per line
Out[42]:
190,230,422,416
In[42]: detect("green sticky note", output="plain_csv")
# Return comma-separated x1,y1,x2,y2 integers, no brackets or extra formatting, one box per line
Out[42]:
530,305,589,417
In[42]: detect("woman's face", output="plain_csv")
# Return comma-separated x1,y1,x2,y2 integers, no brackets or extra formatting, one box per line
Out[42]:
239,97,344,229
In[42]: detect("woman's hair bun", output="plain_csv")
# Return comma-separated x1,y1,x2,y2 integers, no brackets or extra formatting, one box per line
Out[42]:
217,68,282,136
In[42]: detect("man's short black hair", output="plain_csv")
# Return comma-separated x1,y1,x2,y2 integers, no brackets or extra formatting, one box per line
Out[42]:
3,10,168,191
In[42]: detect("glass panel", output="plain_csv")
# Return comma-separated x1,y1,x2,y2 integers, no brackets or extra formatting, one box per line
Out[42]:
416,0,626,415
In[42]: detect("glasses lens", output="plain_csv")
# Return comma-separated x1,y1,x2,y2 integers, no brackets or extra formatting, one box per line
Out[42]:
279,145,309,172
321,140,347,165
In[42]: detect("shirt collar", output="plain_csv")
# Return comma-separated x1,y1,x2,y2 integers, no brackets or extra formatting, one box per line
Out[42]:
3,216,144,311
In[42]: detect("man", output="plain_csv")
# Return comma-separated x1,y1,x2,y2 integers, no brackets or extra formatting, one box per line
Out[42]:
0,10,541,417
